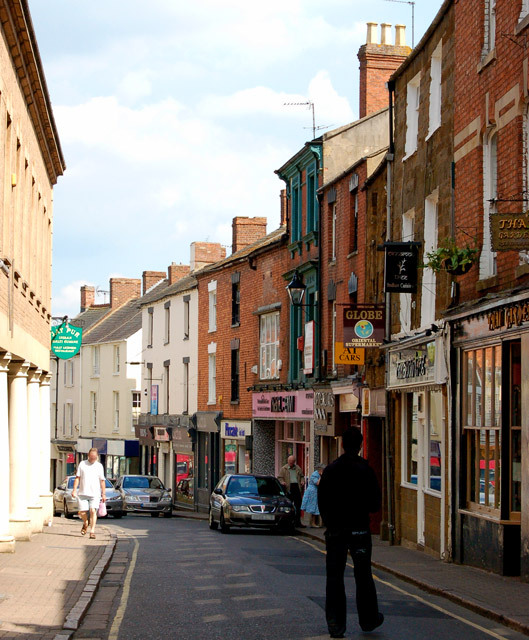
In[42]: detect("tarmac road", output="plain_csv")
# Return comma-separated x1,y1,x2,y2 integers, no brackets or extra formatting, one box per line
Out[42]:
82,515,529,640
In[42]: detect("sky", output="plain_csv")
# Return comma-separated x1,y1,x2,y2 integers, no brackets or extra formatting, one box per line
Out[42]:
28,0,443,319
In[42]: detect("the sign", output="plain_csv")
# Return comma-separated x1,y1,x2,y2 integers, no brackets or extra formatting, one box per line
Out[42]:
340,393,359,413
491,213,529,251
334,343,365,365
51,323,83,360
303,321,315,375
252,389,314,420
153,426,169,441
150,385,159,415
221,421,252,440
362,388,370,416
487,300,529,331
343,306,385,348
384,242,419,293
314,389,335,433
387,342,437,389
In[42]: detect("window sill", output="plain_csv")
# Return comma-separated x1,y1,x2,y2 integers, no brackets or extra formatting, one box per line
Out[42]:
424,488,441,498
208,328,217,333
425,125,440,143
515,262,529,279
477,48,496,74
113,372,119,376
516,13,529,34
183,335,189,341
147,345,152,349
458,507,502,523
347,250,359,259
476,275,498,291
328,259,336,267
288,240,303,256
230,400,240,405
402,149,417,163
207,401,216,406
164,341,170,346
91,374,100,379
400,482,417,491
302,231,318,249
231,322,240,329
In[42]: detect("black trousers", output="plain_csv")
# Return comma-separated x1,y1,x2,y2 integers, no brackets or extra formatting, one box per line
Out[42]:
325,530,380,634
288,483,302,525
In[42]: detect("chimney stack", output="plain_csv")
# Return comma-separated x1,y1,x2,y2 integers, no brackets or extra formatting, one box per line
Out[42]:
168,263,190,285
190,242,226,272
110,278,141,309
232,216,267,254
80,285,95,312
142,270,166,295
357,23,411,119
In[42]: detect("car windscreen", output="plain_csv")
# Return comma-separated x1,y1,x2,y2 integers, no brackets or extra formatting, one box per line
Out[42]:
122,477,163,489
67,477,75,489
226,477,284,497
105,479,114,488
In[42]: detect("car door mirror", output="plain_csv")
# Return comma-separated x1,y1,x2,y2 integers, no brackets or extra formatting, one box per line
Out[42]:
213,488,223,495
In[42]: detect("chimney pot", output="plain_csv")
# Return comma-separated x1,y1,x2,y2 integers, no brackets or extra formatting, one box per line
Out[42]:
381,23,392,45
366,22,378,45
395,24,406,46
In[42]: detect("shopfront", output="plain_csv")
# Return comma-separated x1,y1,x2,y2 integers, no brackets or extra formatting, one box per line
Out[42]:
450,296,529,578
220,420,251,475
194,411,222,512
171,423,195,509
252,389,314,477
313,386,340,466
386,337,448,558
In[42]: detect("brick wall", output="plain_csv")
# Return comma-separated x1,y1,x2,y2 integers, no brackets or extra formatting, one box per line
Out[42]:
168,263,190,285
232,217,267,253
142,270,166,294
80,285,95,312
190,242,226,272
109,278,141,309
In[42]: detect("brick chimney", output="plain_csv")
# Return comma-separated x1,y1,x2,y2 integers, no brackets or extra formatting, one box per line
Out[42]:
190,242,227,272
168,263,190,285
80,285,95,312
142,270,166,294
232,217,267,253
110,278,141,309
358,23,411,119
280,189,288,227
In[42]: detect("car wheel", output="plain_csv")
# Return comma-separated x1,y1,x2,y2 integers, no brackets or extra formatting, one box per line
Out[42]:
53,502,60,517
64,501,74,519
163,511,173,518
220,509,230,534
209,509,218,530
113,511,123,519
150,512,159,518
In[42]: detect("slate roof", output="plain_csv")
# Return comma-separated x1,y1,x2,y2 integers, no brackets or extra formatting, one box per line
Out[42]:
140,274,197,306
70,306,110,333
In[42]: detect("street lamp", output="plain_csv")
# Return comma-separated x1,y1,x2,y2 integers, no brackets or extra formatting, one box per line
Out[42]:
286,270,307,306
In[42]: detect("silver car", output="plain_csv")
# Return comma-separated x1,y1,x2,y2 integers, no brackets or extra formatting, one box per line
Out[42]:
52,475,124,519
114,475,173,517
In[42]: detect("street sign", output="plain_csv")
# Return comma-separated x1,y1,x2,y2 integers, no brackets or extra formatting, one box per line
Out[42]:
343,305,385,348
334,343,365,364
50,323,82,360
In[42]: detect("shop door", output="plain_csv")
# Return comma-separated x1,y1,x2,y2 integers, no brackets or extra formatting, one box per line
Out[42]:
416,392,427,547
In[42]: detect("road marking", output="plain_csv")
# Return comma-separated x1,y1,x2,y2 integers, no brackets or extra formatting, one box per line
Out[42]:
108,536,140,640
223,582,256,589
194,585,220,591
194,598,222,605
293,536,510,640
240,608,284,619
203,614,228,623
226,572,252,578
232,594,268,601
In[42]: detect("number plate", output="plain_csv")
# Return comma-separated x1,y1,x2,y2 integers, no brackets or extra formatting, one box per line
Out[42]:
252,514,275,521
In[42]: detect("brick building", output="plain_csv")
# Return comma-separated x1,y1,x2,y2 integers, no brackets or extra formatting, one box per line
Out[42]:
195,219,289,511
445,0,529,579
0,0,65,549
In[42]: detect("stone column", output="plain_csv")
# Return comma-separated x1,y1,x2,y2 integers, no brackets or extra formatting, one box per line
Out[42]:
27,368,43,532
0,354,15,552
8,360,31,540
39,373,53,525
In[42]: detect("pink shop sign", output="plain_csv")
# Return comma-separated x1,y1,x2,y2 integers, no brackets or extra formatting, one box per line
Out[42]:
252,389,314,420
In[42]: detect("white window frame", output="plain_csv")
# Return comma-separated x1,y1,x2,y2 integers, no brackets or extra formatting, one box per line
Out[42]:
90,391,97,431
113,345,120,374
208,281,217,332
113,391,120,432
183,361,189,414
427,41,442,139
132,391,141,430
400,208,415,333
404,73,421,159
164,306,170,344
260,312,280,380
421,192,438,328
480,130,498,279
520,0,529,21
208,353,216,404
184,299,190,339
65,359,74,387
483,0,496,55
147,309,154,347
92,346,100,376
331,203,337,261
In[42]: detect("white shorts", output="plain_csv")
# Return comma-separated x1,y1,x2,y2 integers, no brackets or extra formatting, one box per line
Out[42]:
77,495,100,512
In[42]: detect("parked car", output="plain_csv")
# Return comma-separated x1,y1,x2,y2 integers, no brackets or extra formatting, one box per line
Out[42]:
53,476,124,518
114,475,173,517
209,474,295,534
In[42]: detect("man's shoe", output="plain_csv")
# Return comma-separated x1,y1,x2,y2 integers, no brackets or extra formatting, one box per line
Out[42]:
360,612,384,632
329,633,345,639
328,625,346,638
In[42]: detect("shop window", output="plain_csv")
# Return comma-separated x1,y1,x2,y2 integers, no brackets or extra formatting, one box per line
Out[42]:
428,392,443,492
176,453,194,506
284,422,295,440
463,346,501,512
404,393,419,484
198,432,209,489
509,342,522,518
260,312,280,379
224,441,237,475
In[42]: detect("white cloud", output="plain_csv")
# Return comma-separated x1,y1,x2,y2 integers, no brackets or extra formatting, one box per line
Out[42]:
117,70,153,104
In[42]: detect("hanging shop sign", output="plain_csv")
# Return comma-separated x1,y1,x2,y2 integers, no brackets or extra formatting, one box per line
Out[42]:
343,305,385,348
490,213,529,251
51,323,83,359
150,385,159,416
334,343,365,365
303,321,315,375
387,342,437,389
383,242,419,293
252,389,314,420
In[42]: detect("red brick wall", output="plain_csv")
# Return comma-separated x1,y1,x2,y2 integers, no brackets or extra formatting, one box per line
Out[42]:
232,217,267,253
109,278,141,309
142,270,166,294
80,285,95,312
168,263,190,285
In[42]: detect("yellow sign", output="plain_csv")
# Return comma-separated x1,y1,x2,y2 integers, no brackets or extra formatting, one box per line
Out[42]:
334,343,365,365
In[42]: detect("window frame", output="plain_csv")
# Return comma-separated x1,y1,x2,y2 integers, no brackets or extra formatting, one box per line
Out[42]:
480,130,498,280
208,353,216,404
291,174,301,242
427,41,442,138
421,192,438,328
260,312,280,380
113,391,120,432
404,73,421,159
230,345,240,403
208,281,217,333
113,345,120,375
90,391,97,431
92,345,100,376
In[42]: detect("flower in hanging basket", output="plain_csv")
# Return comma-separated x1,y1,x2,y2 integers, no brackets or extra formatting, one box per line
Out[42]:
423,239,478,275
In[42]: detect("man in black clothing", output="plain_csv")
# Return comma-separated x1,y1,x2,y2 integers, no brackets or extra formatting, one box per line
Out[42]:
318,427,384,638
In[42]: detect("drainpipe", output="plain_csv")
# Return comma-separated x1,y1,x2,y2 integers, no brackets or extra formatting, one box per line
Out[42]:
385,80,395,545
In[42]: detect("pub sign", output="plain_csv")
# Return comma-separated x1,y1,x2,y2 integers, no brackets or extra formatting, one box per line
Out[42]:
383,242,419,293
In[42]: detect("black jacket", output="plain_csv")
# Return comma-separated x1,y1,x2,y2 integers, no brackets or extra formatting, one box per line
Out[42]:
318,453,381,534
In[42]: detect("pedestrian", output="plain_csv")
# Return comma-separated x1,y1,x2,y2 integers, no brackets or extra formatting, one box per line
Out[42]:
318,428,383,637
71,447,106,540
277,455,305,528
301,463,325,527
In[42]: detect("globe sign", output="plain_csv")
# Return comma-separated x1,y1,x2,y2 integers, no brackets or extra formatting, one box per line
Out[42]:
354,320,374,339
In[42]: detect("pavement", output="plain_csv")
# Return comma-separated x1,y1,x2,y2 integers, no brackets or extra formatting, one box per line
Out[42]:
0,517,115,640
1,509,528,639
